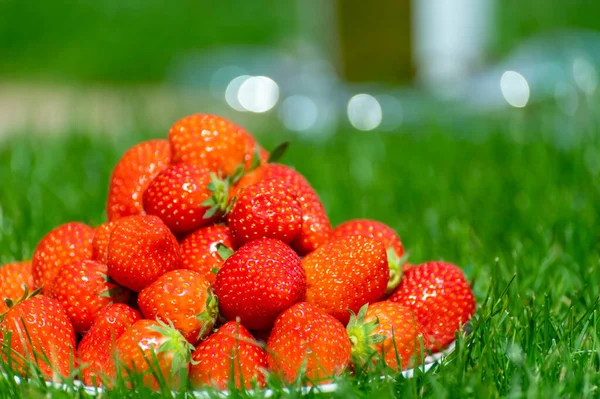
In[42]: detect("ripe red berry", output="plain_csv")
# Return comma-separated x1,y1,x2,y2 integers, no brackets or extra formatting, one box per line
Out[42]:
106,140,172,221
138,269,218,345
51,259,132,334
303,235,389,325
1,295,77,379
106,215,181,292
213,238,306,331
179,224,234,284
78,303,142,387
143,163,223,235
168,114,262,176
190,321,267,390
231,163,331,255
228,178,302,246
267,302,351,384
388,261,476,351
32,222,94,295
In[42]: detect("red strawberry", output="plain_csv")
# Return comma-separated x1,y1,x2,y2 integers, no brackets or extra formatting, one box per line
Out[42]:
180,224,234,284
332,219,406,294
138,269,218,345
302,235,389,325
92,221,116,263
51,259,132,334
267,302,351,384
106,139,172,221
32,222,94,295
142,163,225,235
388,261,475,351
231,163,331,255
190,321,267,390
168,114,264,176
0,261,34,313
213,238,306,331
106,215,181,292
78,303,141,387
108,319,193,390
347,302,424,371
228,178,302,246
1,295,76,379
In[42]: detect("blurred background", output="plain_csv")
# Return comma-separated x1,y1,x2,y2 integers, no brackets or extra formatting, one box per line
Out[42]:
1,0,599,142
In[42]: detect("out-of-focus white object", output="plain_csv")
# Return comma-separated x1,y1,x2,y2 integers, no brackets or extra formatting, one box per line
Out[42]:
413,0,495,94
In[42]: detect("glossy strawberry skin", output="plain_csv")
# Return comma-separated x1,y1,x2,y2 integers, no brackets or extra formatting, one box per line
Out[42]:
109,319,192,390
267,302,351,384
107,139,173,221
138,269,218,345
190,321,267,390
92,221,117,264
360,301,425,371
32,222,94,295
168,114,260,176
332,219,404,258
388,261,475,351
303,235,389,325
179,224,234,284
0,261,34,313
143,163,216,235
231,163,331,255
228,178,302,247
213,238,306,331
106,215,181,292
51,259,132,334
78,303,142,387
1,295,77,379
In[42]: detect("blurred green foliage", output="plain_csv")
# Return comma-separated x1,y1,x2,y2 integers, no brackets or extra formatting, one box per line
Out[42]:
0,0,296,83
1,0,600,84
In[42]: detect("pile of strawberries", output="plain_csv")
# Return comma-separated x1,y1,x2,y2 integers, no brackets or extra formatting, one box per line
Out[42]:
0,114,476,391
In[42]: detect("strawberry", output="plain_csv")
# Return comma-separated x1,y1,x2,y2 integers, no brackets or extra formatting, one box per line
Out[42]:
267,302,351,384
1,295,76,379
231,163,331,255
179,224,234,284
108,319,193,390
227,178,302,246
168,114,264,176
332,219,406,294
51,259,132,334
142,163,225,235
213,238,306,331
92,221,116,263
347,302,425,371
138,269,218,345
302,235,389,325
388,261,475,351
106,139,172,221
189,321,267,390
32,222,94,295
106,215,181,293
0,261,34,313
78,303,141,386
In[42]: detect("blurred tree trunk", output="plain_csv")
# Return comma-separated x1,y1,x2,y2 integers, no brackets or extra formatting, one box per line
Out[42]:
335,0,414,84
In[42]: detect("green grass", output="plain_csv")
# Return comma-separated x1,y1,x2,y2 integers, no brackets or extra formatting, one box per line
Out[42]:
0,119,599,398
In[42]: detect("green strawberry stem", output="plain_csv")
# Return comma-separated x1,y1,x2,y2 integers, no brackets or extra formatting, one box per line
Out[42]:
346,304,386,366
267,142,289,164
386,249,409,295
216,243,234,261
195,289,219,339
201,173,235,219
149,320,194,380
